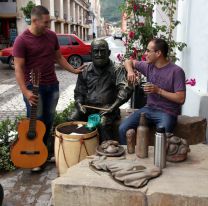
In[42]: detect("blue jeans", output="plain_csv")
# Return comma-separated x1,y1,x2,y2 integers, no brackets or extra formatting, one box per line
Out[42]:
119,106,177,144
23,83,59,153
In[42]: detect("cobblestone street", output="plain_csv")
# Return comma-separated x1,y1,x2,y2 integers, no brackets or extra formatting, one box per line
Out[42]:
0,65,77,122
0,164,57,206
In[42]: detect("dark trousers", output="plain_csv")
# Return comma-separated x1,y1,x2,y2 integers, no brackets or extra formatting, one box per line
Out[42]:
119,106,177,144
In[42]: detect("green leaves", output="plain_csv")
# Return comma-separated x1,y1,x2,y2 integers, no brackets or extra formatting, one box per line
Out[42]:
0,145,16,171
53,102,75,128
0,118,19,172
20,1,36,18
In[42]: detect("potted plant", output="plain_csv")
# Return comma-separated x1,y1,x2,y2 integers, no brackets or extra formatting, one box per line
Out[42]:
20,1,36,25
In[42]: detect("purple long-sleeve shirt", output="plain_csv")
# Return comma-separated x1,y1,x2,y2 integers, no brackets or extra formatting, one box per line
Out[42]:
135,61,186,116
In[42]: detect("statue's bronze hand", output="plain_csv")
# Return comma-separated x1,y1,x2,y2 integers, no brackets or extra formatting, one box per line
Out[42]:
100,107,113,116
77,102,87,114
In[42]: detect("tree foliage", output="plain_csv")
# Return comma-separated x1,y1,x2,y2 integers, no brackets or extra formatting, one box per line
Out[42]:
120,0,187,61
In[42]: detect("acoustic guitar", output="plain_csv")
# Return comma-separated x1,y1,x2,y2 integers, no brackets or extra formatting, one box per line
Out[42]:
11,71,48,169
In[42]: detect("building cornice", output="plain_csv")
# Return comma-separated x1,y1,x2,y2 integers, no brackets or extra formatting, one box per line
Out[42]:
0,13,17,18
74,0,90,12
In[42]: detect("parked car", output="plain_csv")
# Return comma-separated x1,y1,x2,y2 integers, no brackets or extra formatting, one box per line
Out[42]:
0,34,92,69
0,47,14,69
57,34,91,68
113,32,123,40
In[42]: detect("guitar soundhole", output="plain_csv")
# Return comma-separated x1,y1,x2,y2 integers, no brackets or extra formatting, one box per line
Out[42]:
27,131,36,140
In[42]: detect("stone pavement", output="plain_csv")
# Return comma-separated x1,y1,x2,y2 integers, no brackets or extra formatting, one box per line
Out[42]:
0,163,57,206
0,67,77,122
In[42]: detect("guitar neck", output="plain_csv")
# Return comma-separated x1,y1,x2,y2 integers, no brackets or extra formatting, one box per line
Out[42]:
29,85,39,133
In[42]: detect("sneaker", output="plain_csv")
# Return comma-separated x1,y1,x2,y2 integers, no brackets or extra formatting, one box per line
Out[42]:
47,156,55,163
31,167,43,172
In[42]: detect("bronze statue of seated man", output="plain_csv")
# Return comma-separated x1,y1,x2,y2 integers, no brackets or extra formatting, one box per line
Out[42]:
69,39,133,142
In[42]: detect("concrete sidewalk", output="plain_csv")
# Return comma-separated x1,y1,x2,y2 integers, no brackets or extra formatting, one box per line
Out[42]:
0,163,57,206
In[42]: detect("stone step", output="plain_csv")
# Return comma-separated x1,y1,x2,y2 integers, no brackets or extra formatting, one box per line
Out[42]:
52,144,208,206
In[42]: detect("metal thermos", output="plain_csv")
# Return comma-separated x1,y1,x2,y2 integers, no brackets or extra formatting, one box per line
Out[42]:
154,127,166,169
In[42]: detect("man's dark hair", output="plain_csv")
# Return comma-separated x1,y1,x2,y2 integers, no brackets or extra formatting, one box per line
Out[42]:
31,5,49,18
151,38,169,58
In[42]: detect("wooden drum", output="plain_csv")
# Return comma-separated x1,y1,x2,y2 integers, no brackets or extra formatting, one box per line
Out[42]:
55,121,99,176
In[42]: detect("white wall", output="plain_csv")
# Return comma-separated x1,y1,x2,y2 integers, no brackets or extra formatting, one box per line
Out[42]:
176,0,208,141
177,0,208,93
153,2,178,40
176,0,208,107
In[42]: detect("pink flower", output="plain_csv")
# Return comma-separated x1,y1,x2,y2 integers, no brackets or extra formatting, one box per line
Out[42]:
129,48,138,60
130,56,134,60
128,31,135,39
138,22,144,27
133,4,140,12
141,54,146,61
133,4,137,12
116,53,124,62
185,78,196,86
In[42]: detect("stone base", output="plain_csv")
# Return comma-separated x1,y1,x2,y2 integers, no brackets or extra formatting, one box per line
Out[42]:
173,115,207,144
113,109,207,145
52,144,208,206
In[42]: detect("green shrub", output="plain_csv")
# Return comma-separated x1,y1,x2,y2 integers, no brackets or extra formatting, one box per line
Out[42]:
0,118,18,171
53,101,75,128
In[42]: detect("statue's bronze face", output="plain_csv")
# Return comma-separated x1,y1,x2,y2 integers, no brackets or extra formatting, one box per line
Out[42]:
91,39,111,67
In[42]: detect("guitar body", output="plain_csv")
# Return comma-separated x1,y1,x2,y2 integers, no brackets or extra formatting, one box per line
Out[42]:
11,118,48,169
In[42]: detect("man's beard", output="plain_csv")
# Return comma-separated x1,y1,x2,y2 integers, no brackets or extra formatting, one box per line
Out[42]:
93,58,109,67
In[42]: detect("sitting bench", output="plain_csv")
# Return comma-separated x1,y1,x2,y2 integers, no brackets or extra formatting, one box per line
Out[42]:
113,109,207,145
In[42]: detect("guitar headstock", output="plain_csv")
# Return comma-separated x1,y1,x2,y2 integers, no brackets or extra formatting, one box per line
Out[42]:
30,70,40,87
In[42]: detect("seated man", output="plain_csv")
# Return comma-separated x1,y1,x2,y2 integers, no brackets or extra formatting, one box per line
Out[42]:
119,38,186,144
70,39,133,142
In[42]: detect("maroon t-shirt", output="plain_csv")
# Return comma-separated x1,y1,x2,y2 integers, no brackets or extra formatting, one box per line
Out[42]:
135,61,186,116
13,29,59,85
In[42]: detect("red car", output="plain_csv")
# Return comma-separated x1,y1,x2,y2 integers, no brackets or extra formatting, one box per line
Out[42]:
0,34,92,69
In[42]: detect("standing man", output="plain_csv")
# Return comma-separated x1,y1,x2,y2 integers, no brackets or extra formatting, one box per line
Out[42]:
119,38,186,144
13,5,84,171
9,22,17,46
